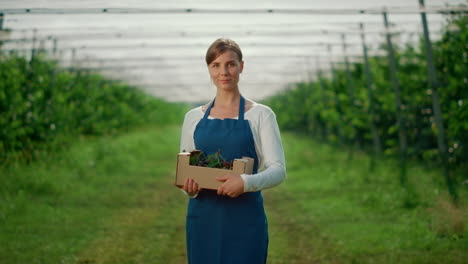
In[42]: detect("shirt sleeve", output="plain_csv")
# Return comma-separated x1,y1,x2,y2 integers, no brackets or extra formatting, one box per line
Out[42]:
179,110,200,198
180,110,197,153
241,110,286,192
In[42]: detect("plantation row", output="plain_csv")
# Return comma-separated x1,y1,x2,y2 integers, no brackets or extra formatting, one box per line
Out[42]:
0,53,187,163
265,15,467,178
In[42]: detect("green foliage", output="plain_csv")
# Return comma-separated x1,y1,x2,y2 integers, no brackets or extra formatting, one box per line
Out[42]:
188,149,233,169
263,15,468,176
434,15,468,171
0,54,188,164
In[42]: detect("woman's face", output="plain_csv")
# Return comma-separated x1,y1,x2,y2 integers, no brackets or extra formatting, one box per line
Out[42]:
208,50,244,91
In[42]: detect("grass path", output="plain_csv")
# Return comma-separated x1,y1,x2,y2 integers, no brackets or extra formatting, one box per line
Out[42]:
75,171,187,264
67,125,333,264
1,125,467,263
68,126,190,264
1,126,186,264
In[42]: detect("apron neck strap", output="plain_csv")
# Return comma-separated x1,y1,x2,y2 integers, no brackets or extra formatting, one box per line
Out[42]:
202,98,215,120
202,95,245,120
238,95,245,120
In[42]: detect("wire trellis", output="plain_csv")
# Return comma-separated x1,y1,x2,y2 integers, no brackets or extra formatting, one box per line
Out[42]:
0,2,466,102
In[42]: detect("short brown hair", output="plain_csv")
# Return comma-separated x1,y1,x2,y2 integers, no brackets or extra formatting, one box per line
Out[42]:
205,38,243,65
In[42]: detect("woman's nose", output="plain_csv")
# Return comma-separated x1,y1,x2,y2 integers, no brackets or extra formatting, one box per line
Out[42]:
221,66,229,75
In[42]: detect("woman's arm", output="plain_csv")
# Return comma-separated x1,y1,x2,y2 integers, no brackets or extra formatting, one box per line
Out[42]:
179,110,201,198
241,110,286,192
180,111,197,153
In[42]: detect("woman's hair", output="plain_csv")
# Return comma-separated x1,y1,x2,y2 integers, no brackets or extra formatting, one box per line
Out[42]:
205,38,243,65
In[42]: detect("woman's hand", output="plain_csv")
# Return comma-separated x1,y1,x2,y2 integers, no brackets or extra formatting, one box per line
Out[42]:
216,174,245,198
182,178,202,197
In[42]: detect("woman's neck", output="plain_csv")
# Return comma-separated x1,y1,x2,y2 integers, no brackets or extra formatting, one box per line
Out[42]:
214,89,241,108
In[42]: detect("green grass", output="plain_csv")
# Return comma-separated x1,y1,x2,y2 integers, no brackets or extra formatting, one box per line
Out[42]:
0,125,187,264
1,126,466,263
265,131,468,264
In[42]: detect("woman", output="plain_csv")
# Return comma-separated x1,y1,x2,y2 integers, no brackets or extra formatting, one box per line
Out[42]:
179,38,286,264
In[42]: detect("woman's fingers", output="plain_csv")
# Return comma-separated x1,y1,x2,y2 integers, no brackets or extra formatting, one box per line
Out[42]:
183,178,201,196
216,176,244,198
183,178,189,192
183,178,193,193
188,178,194,193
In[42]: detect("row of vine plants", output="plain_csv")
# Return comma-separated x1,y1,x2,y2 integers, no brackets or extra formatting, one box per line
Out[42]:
265,15,467,182
0,52,187,164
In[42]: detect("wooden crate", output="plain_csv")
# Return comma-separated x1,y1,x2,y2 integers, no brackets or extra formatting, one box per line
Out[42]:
175,152,254,190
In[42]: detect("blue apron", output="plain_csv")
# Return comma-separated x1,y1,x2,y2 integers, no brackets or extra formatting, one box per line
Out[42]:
186,95,268,264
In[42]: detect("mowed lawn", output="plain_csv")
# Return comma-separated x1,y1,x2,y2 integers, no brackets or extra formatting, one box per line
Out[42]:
1,125,466,264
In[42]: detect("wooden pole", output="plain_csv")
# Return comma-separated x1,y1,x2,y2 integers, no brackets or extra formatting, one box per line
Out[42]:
315,56,329,141
30,28,37,63
341,33,354,103
383,11,408,185
360,23,382,173
327,44,344,146
0,12,3,30
53,38,58,56
341,33,359,160
419,0,457,201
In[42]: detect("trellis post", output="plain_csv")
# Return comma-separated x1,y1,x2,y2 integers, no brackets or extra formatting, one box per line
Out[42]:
383,10,408,185
327,44,344,146
315,56,329,141
0,12,4,30
418,0,457,201
360,22,382,173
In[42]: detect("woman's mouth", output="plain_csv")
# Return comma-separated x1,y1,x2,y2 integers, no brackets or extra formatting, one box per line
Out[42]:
220,80,231,84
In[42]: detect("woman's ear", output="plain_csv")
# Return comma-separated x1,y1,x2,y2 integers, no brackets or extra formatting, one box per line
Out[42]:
240,60,244,73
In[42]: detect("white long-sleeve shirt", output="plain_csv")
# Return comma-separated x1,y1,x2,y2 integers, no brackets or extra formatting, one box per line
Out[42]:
179,101,286,194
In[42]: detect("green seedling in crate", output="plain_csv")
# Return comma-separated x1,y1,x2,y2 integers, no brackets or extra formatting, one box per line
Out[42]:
188,149,233,170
